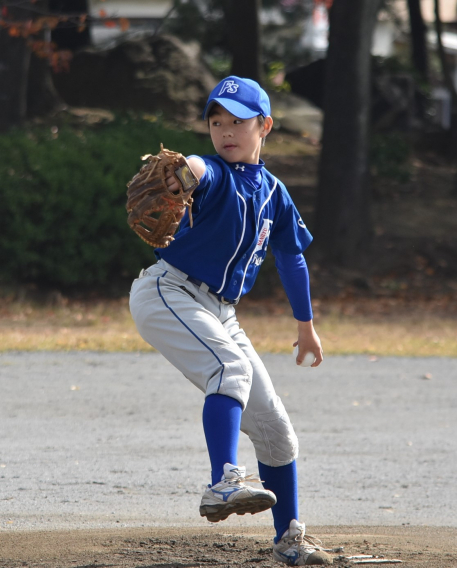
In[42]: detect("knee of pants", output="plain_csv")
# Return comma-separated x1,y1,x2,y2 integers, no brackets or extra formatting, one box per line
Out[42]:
206,351,253,410
247,398,299,466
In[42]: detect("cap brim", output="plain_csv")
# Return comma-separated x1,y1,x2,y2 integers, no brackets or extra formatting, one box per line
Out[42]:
202,98,260,120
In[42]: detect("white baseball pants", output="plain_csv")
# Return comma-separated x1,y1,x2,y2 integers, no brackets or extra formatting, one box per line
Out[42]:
129,259,298,467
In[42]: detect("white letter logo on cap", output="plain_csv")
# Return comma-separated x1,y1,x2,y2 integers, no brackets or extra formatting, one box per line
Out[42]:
219,80,239,95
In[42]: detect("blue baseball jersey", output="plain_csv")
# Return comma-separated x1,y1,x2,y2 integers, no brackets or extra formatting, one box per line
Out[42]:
156,155,312,302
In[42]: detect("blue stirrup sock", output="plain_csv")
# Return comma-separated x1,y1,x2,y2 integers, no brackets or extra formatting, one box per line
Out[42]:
202,393,243,486
258,460,299,542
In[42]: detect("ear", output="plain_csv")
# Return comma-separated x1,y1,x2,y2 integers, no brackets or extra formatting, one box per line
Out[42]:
261,116,273,138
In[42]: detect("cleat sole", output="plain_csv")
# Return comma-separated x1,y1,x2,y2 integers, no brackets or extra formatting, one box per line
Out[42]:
200,494,276,523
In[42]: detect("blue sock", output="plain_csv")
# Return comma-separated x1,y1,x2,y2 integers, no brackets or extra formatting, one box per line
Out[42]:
258,460,299,542
202,394,243,486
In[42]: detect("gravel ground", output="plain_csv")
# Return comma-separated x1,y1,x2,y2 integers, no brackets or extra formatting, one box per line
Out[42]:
1,352,456,567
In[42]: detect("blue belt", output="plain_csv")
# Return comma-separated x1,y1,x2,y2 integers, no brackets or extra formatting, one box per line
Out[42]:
186,276,239,305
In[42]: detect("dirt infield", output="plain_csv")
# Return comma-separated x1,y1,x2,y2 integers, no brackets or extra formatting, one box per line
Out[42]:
1,353,456,566
1,525,456,567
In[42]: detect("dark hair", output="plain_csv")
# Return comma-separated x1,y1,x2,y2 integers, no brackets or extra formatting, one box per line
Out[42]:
207,104,266,124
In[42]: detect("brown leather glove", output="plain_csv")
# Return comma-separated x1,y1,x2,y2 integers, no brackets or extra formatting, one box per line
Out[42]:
126,144,199,248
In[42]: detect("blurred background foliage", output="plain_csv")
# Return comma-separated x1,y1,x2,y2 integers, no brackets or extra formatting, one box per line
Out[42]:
0,115,214,292
1,0,456,299
370,132,412,183
163,0,317,78
0,111,417,294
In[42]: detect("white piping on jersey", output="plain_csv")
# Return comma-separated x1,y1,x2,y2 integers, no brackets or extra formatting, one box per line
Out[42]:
216,190,247,294
235,178,278,300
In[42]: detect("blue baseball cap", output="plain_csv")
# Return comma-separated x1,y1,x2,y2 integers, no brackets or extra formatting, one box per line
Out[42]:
202,76,271,120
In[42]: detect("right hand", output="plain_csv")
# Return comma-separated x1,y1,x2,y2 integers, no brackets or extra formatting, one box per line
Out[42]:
165,171,180,193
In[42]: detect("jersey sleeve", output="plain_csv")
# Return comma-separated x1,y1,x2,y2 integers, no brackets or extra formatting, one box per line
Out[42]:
274,250,313,321
269,182,313,254
186,155,220,215
187,155,211,191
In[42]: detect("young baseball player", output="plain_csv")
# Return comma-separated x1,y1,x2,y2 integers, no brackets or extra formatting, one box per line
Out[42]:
129,76,332,566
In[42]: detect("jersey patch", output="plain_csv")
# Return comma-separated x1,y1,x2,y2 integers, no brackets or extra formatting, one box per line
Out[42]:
298,218,307,229
251,219,272,267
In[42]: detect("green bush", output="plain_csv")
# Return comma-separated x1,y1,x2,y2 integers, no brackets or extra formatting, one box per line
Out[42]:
0,117,214,291
370,132,412,183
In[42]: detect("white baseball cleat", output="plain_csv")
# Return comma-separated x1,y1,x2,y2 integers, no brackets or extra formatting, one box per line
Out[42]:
199,463,277,523
273,519,333,565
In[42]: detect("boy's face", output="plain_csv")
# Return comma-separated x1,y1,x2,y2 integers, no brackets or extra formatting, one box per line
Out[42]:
208,105,272,164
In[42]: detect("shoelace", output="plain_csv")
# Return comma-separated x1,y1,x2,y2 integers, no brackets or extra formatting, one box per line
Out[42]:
287,530,323,551
228,473,264,485
301,534,324,550
288,531,343,554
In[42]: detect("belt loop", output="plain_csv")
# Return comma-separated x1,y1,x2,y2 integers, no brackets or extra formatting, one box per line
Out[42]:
200,282,209,294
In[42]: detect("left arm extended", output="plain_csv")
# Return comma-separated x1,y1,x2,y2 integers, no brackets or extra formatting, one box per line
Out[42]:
274,250,323,367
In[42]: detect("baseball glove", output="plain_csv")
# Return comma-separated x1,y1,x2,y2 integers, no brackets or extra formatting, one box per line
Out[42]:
126,144,199,248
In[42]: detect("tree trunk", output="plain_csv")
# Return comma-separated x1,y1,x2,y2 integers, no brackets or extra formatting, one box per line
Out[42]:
314,0,382,266
0,0,64,130
407,0,429,81
49,0,91,49
0,3,33,131
434,0,457,160
221,0,263,83
26,52,66,118
26,0,64,119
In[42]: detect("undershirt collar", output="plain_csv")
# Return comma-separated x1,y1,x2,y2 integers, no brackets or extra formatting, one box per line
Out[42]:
225,158,265,189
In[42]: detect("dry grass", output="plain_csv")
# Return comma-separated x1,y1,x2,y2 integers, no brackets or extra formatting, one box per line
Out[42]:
1,297,456,357
241,312,457,357
0,299,140,353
